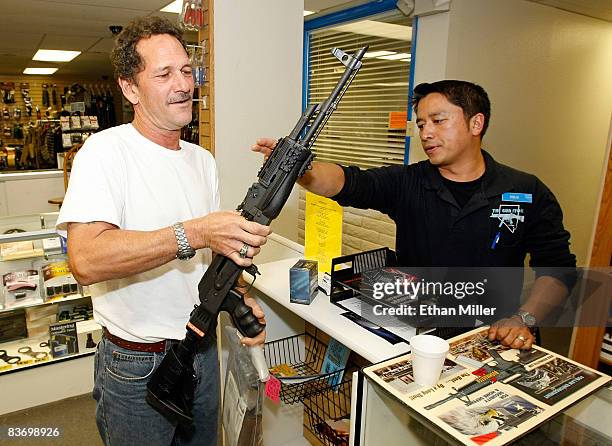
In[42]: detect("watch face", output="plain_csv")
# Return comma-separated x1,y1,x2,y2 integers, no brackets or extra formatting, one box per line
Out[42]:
520,311,536,326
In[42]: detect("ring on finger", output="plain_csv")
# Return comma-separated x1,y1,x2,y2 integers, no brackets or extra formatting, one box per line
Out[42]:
239,243,250,259
517,335,527,343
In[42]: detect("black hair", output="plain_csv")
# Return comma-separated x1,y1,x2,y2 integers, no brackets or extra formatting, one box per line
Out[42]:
412,80,491,137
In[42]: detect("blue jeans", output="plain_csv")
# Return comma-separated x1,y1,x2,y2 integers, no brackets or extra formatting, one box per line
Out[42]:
93,335,219,446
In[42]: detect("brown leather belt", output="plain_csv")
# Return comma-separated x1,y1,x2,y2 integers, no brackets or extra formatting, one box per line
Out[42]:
103,327,173,353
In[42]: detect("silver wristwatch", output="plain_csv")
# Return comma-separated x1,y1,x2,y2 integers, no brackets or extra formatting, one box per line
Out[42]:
515,309,537,327
172,222,196,260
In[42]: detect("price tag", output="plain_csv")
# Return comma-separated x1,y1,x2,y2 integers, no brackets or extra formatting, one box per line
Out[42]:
321,272,332,295
264,375,281,404
71,102,85,113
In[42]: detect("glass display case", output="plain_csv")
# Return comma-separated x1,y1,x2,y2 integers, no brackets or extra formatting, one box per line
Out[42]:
0,212,99,375
353,371,612,446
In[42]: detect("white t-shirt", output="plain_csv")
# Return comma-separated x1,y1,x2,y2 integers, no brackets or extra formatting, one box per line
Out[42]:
57,124,220,342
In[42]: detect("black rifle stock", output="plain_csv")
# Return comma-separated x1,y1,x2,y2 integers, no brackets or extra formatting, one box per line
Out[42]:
146,45,368,424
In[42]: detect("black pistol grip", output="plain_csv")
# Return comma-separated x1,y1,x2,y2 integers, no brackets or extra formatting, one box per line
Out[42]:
233,299,266,339
224,290,266,339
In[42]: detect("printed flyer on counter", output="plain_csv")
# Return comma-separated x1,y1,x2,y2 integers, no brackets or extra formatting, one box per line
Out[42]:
363,327,610,446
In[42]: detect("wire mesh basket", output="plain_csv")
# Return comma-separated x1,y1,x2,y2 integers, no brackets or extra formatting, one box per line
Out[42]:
263,332,352,404
302,378,352,446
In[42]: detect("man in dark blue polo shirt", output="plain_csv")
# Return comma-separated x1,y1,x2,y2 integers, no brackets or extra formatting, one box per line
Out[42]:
253,80,576,350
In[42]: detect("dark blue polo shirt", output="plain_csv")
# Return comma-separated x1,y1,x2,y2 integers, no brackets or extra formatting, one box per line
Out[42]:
332,150,576,319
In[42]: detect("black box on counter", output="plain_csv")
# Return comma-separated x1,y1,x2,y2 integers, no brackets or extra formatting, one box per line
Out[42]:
289,259,318,305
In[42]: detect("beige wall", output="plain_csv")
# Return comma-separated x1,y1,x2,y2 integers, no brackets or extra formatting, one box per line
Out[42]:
410,11,450,165
413,0,612,264
214,0,303,242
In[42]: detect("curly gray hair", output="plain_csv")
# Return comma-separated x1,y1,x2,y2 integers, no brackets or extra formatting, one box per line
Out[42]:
110,16,186,84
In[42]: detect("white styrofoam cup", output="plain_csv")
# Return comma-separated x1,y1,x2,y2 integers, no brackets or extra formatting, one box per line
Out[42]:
410,334,449,387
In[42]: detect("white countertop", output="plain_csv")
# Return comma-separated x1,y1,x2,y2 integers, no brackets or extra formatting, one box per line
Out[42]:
250,257,412,364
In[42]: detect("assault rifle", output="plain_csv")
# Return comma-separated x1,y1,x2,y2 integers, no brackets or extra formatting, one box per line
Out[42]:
146,45,368,424
423,349,528,411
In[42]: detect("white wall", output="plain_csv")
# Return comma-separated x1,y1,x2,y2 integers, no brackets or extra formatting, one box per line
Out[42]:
413,0,612,264
410,11,450,164
0,173,65,217
214,0,304,242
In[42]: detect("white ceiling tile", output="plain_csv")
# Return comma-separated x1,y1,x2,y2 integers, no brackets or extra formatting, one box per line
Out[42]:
88,39,117,54
304,0,356,13
528,0,612,21
0,32,43,51
39,35,99,52
42,0,171,11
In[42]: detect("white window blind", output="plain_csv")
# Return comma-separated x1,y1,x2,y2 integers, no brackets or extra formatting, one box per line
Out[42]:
299,12,412,255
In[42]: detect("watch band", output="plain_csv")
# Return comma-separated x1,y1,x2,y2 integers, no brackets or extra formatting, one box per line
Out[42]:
172,222,196,260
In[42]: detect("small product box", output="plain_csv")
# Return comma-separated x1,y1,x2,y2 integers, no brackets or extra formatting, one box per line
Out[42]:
49,321,79,358
70,115,81,129
25,304,58,338
42,237,63,256
0,240,43,261
60,116,70,131
80,115,91,129
2,269,42,309
41,260,79,301
58,301,93,322
289,259,318,305
76,320,102,353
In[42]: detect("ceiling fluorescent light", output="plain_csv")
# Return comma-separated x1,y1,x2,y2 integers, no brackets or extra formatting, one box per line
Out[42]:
364,50,396,58
33,49,80,62
377,53,411,60
161,0,182,13
304,10,316,16
24,67,58,75
331,21,412,42
373,82,409,87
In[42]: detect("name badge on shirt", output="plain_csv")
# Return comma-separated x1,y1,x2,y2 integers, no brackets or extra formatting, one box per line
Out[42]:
502,192,532,203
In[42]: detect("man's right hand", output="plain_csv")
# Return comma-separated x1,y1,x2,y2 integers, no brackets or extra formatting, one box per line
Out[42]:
184,211,271,266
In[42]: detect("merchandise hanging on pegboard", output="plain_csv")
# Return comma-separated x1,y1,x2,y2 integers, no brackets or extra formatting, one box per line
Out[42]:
1,82,16,104
187,44,206,87
180,0,204,31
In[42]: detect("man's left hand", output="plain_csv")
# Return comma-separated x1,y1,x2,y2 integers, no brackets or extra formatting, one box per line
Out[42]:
240,295,266,347
488,317,534,349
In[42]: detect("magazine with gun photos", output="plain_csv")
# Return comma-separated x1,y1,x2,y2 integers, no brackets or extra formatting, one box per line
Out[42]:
363,327,610,446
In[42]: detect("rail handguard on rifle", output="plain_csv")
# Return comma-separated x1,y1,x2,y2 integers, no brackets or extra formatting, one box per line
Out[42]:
146,45,368,424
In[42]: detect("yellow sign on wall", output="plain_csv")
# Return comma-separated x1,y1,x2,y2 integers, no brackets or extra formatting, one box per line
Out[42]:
304,191,343,274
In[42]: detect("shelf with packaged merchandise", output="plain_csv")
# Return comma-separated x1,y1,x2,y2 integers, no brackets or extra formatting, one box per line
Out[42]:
0,291,87,313
0,337,95,376
0,211,100,376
